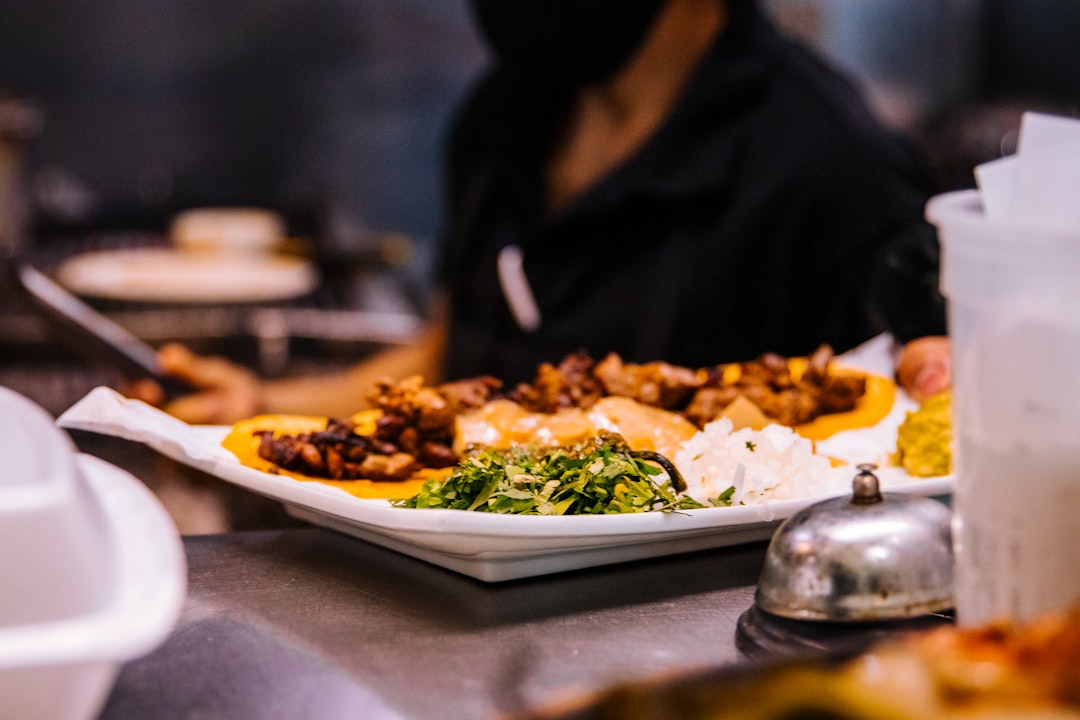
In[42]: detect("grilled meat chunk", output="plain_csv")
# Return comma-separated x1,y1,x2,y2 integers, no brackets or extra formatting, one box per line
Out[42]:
593,353,701,410
508,352,605,413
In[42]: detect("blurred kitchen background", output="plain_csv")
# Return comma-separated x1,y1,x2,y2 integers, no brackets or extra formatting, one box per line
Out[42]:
1,0,1078,416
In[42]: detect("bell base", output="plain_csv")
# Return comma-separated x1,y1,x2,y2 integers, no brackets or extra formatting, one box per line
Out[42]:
735,604,953,660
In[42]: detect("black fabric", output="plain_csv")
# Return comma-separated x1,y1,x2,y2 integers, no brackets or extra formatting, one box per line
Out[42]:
439,1,946,385
470,0,665,88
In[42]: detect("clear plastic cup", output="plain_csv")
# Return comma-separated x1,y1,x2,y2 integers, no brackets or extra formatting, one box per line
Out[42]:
928,189,1080,626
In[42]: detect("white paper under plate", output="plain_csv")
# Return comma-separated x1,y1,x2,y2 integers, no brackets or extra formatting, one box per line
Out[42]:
57,385,952,582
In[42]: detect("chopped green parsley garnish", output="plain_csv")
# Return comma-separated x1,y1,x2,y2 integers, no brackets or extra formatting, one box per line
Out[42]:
393,435,704,515
712,485,737,506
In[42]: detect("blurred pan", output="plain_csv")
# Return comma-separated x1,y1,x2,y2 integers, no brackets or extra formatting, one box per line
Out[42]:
4,258,193,397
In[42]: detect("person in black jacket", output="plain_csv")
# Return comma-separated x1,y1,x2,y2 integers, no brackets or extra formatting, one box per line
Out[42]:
142,0,951,423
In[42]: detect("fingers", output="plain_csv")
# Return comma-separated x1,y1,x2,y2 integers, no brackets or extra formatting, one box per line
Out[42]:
154,342,263,424
125,377,165,406
163,391,232,426
895,336,952,404
158,343,242,389
162,381,262,425
156,342,196,378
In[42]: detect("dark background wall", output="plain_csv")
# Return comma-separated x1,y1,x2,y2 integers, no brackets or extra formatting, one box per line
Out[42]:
0,0,487,247
1,0,1077,246
981,0,1080,103
0,0,1076,417
768,0,1079,190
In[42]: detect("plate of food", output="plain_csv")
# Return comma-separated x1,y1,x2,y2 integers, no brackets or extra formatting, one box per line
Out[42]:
58,340,953,582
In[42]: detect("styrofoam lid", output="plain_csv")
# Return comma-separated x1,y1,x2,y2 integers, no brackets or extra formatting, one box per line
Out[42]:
0,388,111,627
0,386,78,494
0,429,186,720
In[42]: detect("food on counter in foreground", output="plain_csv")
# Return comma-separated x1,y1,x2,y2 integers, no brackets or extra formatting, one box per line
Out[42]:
675,418,849,506
521,601,1080,719
394,431,705,515
893,390,953,477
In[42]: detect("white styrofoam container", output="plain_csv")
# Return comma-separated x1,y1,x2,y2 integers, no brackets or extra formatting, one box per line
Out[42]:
0,387,186,720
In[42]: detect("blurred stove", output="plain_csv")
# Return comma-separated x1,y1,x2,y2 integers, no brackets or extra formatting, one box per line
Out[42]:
0,229,427,416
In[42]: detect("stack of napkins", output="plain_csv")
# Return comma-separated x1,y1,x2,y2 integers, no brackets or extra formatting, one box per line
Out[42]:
974,112,1080,231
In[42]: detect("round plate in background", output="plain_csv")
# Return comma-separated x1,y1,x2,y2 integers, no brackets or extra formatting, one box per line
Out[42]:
56,248,319,304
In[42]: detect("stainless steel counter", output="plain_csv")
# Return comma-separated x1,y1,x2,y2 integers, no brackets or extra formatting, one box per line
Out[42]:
96,524,764,720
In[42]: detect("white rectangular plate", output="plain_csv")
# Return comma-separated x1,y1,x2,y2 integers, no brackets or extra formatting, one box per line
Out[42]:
58,386,952,582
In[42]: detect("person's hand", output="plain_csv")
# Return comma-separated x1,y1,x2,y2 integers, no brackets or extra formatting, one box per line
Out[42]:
127,343,263,425
895,335,951,404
